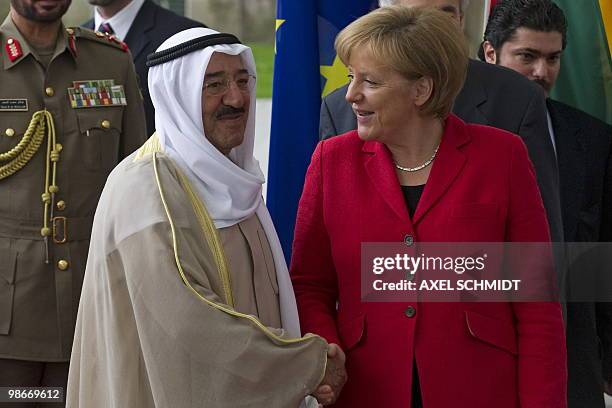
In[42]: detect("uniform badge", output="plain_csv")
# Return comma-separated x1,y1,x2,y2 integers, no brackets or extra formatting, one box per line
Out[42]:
66,28,78,58
5,38,23,62
67,80,127,108
107,35,129,52
0,99,28,111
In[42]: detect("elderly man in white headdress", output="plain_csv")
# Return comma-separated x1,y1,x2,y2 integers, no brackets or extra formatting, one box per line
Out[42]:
66,28,346,407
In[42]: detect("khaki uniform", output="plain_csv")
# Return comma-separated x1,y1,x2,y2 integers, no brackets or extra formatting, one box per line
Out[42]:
0,16,146,363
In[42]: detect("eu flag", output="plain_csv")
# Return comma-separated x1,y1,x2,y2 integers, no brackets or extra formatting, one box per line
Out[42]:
267,0,377,262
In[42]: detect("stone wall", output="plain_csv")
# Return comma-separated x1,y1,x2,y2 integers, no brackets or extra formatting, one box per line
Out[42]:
0,0,276,43
190,0,275,42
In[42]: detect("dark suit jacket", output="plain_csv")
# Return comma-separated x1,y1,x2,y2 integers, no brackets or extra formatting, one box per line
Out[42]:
320,59,563,244
550,98,612,408
84,0,205,136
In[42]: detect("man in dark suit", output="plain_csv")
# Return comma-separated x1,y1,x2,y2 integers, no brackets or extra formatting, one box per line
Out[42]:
481,0,612,406
320,0,564,244
84,0,205,136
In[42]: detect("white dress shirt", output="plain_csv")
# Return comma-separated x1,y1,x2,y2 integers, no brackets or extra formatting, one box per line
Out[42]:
546,108,558,156
94,0,145,41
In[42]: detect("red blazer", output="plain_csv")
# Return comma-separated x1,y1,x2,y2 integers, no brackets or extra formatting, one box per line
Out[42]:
291,115,566,408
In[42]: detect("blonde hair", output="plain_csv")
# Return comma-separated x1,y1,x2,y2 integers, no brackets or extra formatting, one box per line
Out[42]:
335,6,468,117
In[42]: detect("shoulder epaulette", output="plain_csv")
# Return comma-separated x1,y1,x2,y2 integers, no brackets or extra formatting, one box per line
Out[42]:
67,27,129,53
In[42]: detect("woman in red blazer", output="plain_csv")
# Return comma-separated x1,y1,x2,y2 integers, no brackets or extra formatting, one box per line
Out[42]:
291,6,566,408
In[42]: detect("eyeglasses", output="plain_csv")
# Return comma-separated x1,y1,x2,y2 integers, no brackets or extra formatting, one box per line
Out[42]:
203,74,256,96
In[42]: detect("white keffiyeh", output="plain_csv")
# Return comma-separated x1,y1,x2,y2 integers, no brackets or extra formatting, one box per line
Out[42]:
148,27,302,338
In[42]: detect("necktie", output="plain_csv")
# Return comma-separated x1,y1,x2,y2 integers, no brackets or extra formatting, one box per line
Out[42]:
99,22,114,35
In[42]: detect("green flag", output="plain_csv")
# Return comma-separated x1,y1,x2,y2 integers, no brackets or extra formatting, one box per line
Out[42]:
550,0,611,124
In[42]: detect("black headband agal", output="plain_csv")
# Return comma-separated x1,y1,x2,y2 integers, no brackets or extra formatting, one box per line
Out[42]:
146,33,242,67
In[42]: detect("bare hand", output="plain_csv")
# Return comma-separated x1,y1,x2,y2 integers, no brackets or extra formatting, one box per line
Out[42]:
313,343,347,405
604,377,612,396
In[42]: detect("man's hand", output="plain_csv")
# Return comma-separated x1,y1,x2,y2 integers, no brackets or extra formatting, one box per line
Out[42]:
313,343,347,406
604,377,612,396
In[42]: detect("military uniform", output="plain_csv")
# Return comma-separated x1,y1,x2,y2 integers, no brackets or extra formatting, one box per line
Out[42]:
0,13,146,394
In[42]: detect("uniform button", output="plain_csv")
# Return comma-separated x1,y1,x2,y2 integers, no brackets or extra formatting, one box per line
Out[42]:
7,38,14,45
56,200,66,211
101,120,111,129
45,87,55,97
57,259,69,270
404,306,416,318
404,234,414,246
4,128,15,137
95,31,105,37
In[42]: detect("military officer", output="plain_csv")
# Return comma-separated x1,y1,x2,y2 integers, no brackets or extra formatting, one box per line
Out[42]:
0,0,146,404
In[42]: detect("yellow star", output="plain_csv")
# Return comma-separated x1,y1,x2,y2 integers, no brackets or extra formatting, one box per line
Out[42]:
320,55,349,97
275,19,286,54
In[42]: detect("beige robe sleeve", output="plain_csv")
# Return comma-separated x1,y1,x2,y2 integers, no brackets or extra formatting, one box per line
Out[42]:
67,152,327,408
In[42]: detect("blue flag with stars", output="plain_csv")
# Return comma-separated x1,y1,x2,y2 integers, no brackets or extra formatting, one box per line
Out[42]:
267,0,377,263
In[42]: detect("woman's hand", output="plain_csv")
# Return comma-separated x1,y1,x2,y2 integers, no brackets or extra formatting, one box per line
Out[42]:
313,343,347,405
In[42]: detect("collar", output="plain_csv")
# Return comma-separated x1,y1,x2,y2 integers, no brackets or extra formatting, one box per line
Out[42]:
94,0,145,41
1,14,73,70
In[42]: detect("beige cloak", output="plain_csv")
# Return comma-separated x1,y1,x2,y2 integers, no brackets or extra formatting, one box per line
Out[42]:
66,137,327,407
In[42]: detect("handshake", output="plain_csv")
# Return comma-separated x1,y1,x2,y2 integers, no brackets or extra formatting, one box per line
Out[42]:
313,343,348,406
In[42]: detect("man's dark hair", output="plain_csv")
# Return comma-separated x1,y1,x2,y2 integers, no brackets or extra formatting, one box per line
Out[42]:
478,0,567,60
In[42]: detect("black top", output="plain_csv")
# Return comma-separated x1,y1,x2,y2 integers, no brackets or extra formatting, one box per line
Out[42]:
401,185,425,218
401,184,425,408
